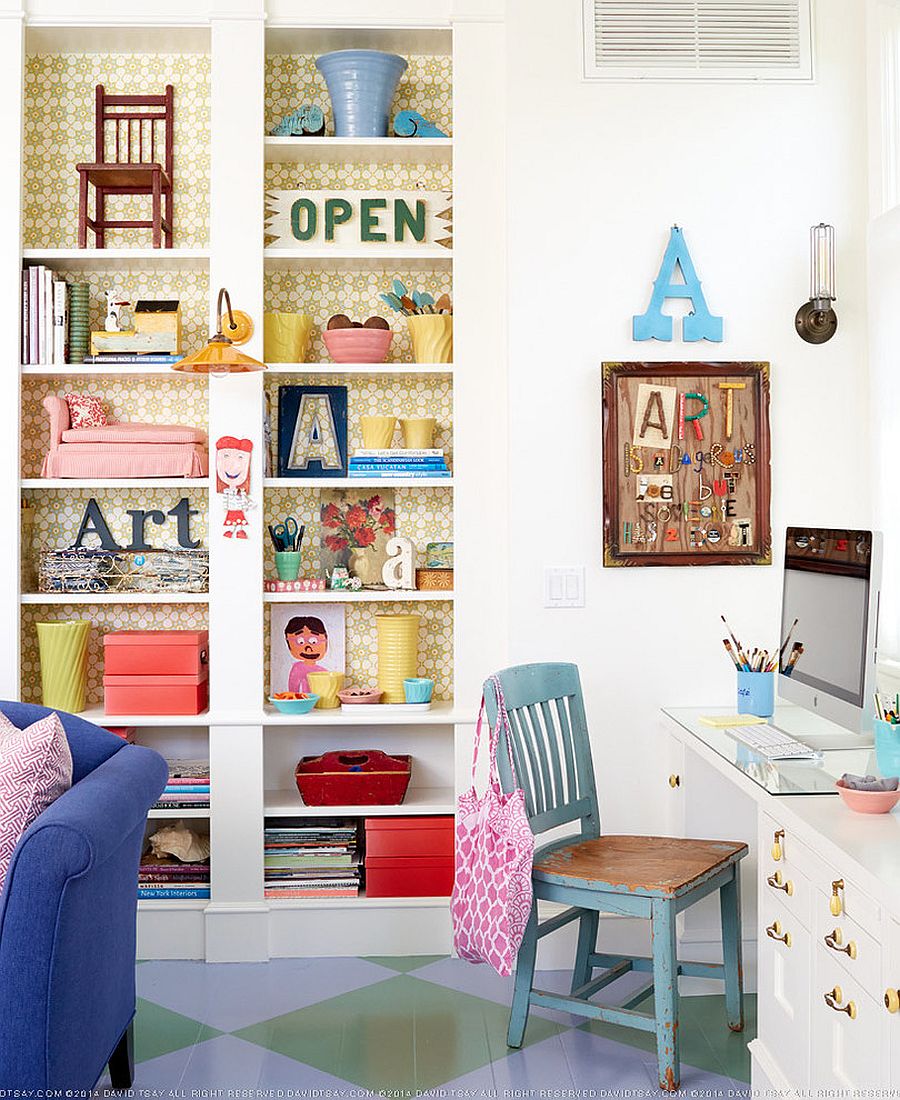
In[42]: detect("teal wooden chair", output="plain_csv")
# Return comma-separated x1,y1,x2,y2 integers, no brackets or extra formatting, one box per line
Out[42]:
484,663,747,1092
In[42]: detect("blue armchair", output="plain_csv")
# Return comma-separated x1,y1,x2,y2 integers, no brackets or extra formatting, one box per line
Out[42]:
0,703,168,1091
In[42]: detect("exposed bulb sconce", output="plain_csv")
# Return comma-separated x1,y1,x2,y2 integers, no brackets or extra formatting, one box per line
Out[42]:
171,287,266,374
795,223,837,344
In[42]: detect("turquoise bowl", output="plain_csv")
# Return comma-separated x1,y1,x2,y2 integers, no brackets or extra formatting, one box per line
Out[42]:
875,718,900,778
269,694,319,715
403,677,434,704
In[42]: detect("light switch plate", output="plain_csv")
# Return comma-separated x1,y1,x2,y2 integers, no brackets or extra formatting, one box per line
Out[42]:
544,567,585,608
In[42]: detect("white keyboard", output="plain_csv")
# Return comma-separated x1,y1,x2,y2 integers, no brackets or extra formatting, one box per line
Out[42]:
723,723,819,760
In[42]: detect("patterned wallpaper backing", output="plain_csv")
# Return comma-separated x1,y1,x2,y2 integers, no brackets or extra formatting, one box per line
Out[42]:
23,53,210,249
266,54,452,138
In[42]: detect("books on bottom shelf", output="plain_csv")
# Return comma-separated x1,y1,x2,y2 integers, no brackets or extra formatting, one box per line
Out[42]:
264,817,360,899
22,265,67,366
152,758,210,811
348,449,450,479
138,853,210,900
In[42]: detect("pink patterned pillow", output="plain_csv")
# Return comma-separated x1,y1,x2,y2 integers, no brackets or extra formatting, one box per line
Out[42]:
64,393,108,429
0,711,73,894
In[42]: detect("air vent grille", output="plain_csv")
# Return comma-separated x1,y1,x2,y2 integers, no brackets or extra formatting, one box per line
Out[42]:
584,0,813,80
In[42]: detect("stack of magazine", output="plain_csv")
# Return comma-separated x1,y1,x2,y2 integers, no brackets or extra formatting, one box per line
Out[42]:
348,449,451,479
264,818,360,899
152,759,210,812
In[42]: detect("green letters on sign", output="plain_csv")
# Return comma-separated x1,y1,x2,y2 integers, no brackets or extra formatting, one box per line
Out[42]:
360,198,388,242
290,198,317,241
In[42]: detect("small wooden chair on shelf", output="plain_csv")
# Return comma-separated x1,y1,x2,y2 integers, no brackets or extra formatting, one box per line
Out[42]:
483,662,748,1092
76,84,174,249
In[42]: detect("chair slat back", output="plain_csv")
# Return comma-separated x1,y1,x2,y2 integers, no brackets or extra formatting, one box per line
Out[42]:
484,663,600,840
94,84,174,173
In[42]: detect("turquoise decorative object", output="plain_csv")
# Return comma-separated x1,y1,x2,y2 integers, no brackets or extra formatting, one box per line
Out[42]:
393,110,448,138
316,50,407,137
270,105,325,137
633,226,723,343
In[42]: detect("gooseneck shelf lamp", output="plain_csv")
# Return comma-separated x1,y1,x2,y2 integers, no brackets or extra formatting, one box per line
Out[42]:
172,287,266,374
795,223,837,344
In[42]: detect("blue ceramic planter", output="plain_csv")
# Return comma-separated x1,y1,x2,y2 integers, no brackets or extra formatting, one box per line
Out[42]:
316,50,408,137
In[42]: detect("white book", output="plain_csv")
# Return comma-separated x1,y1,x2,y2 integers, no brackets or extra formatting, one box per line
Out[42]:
43,269,53,366
52,280,67,365
353,449,444,458
28,267,40,365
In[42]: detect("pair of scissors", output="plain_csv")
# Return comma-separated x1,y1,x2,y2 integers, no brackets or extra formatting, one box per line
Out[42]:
269,516,301,551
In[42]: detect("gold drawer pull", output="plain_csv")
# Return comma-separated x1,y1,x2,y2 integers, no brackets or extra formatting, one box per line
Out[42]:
824,929,856,959
766,870,794,896
668,774,680,788
765,919,791,946
885,988,900,1014
830,879,844,916
771,829,785,861
824,986,857,1019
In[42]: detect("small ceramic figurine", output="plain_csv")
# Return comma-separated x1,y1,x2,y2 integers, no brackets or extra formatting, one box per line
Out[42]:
104,289,130,332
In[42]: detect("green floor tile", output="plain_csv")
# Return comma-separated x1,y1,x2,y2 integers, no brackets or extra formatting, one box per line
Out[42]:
363,954,449,973
134,998,221,1064
235,973,561,1091
583,993,756,1084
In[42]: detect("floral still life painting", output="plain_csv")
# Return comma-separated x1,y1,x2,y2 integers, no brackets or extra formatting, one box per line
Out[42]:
320,490,396,588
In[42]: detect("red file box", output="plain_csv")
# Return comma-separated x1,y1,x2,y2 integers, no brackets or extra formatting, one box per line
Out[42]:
103,671,208,715
364,816,454,897
364,857,454,898
103,630,209,676
296,751,411,806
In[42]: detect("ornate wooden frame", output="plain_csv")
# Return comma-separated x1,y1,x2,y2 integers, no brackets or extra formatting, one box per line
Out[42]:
602,361,771,567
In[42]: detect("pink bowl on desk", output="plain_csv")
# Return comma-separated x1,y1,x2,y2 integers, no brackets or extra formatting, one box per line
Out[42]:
323,328,393,363
835,778,900,814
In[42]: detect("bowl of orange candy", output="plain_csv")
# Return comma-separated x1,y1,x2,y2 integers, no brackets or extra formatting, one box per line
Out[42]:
269,691,319,715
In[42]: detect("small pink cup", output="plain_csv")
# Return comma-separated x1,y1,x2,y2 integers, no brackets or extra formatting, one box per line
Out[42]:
835,779,900,814
323,328,393,363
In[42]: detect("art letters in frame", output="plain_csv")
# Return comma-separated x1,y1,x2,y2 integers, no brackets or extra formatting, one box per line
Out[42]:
602,362,771,567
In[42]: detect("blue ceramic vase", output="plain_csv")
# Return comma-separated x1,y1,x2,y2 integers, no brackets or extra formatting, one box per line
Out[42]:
316,50,408,137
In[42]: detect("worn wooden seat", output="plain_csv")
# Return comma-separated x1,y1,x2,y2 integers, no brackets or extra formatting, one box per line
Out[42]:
484,663,748,1092
534,835,748,897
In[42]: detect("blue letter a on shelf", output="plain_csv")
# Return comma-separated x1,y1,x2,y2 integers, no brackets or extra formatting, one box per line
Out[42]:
633,227,723,343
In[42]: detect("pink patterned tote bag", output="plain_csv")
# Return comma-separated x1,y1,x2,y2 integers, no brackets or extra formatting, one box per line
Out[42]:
451,675,534,976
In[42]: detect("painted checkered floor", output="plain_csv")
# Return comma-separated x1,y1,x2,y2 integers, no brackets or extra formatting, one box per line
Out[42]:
96,956,754,1094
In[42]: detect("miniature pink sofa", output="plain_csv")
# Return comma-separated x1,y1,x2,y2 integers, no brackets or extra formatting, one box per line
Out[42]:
41,396,209,479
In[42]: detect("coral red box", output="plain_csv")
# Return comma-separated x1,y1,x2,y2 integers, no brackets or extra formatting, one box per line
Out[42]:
103,630,209,676
103,671,208,715
364,856,455,898
364,816,454,858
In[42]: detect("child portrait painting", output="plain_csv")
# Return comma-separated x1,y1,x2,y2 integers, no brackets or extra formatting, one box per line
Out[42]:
269,603,346,696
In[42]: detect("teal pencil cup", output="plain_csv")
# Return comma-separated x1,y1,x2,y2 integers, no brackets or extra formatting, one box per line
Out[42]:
737,670,774,718
274,551,302,581
874,718,900,778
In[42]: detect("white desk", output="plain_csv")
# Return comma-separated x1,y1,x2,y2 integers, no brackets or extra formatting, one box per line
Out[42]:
663,704,900,1092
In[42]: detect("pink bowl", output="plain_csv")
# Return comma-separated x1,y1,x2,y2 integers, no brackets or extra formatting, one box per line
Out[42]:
323,328,393,364
835,779,900,814
338,687,383,705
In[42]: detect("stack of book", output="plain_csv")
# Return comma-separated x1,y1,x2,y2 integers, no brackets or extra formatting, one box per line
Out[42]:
21,265,67,365
264,817,360,899
138,853,210,900
348,449,451,479
152,759,210,812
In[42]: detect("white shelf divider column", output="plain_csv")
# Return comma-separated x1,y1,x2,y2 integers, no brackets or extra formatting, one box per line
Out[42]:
205,5,268,963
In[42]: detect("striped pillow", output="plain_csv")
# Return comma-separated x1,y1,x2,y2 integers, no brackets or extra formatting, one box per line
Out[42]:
0,711,73,894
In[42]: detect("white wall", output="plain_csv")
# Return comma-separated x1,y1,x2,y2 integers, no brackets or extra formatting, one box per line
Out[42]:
504,0,871,840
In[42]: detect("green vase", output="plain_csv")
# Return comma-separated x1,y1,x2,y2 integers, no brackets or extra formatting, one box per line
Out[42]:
36,620,91,713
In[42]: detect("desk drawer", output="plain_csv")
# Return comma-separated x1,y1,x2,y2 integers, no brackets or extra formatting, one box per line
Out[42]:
761,859,810,930
815,902,881,997
813,943,883,1090
813,873,881,942
758,893,811,1088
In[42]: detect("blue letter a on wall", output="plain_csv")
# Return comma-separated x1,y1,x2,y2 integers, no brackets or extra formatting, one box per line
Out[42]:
633,227,723,342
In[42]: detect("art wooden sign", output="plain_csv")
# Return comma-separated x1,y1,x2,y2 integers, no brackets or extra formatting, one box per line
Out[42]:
264,189,453,251
602,362,771,567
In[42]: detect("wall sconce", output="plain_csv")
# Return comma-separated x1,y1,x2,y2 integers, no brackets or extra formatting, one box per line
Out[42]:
795,223,837,344
172,287,266,374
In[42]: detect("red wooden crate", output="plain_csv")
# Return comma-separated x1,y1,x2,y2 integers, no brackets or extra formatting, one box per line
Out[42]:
103,630,209,676
365,856,455,898
103,671,208,715
365,815,454,858
295,750,411,806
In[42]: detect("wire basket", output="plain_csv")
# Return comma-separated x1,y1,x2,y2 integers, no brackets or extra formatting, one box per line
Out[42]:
38,547,209,594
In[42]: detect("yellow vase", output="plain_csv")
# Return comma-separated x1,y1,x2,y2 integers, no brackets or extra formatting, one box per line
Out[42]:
263,312,314,363
407,314,452,364
36,620,91,713
376,614,420,703
360,415,396,449
399,417,436,449
307,670,344,709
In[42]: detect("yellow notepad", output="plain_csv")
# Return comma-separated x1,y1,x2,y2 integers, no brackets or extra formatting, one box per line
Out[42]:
699,714,767,728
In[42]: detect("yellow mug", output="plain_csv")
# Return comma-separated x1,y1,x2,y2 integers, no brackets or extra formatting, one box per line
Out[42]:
360,415,396,449
307,670,345,709
400,417,436,449
263,312,314,363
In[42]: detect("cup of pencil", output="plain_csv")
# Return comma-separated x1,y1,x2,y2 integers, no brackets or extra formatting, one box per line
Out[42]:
874,693,900,777
720,616,780,718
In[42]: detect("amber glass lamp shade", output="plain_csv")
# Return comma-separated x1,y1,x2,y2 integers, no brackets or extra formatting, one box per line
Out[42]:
172,287,266,373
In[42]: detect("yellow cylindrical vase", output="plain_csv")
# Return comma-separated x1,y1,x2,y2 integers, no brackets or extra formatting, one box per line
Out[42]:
263,312,314,363
399,417,436,449
36,620,91,713
407,314,452,364
360,416,397,449
307,670,344,709
376,614,420,703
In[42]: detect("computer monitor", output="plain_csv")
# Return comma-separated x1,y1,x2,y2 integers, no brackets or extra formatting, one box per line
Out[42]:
778,527,882,733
